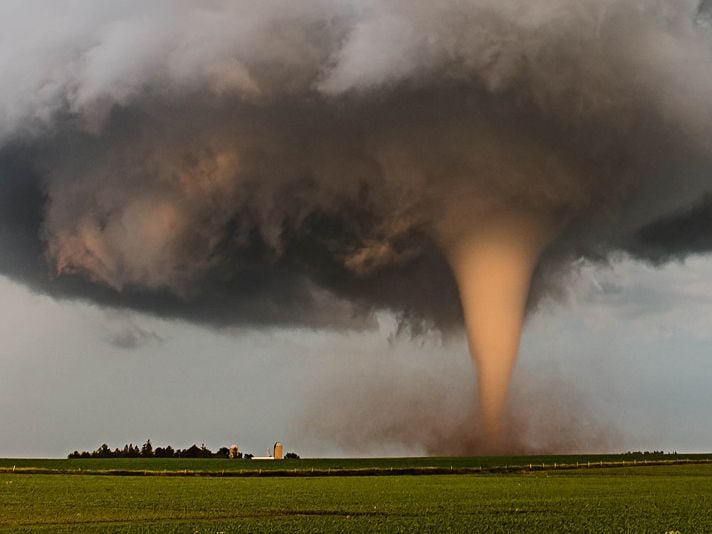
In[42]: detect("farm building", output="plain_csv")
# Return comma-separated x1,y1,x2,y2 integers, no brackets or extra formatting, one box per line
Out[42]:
252,442,284,460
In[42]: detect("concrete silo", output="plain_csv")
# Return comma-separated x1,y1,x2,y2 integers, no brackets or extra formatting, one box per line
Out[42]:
273,442,283,460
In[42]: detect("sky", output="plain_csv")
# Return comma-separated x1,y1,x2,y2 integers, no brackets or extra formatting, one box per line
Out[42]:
2,253,712,458
2,1,712,458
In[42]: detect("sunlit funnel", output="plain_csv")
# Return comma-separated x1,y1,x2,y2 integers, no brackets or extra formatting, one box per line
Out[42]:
437,208,558,450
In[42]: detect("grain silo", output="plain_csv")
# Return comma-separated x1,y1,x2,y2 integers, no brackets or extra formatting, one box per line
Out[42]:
273,442,283,460
229,444,240,459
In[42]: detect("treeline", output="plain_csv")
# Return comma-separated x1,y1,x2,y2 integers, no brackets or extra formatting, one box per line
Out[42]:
624,450,676,457
68,440,234,459
68,440,299,460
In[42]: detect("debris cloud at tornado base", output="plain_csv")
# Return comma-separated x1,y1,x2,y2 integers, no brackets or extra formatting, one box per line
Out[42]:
2,1,712,447
295,346,621,457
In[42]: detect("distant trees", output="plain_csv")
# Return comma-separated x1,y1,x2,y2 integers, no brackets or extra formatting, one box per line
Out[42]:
96,444,112,458
624,450,672,457
141,439,153,458
67,440,282,460
154,445,175,458
69,442,143,459
285,452,300,459
181,444,214,458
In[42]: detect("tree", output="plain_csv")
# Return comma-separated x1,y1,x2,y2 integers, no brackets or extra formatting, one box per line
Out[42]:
181,444,213,458
141,439,154,458
154,445,176,458
94,443,112,458
284,452,300,460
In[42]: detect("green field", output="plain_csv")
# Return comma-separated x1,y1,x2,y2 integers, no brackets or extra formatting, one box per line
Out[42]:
2,453,710,475
2,457,712,532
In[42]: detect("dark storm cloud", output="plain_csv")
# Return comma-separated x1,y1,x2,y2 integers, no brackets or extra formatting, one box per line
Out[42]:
1,0,711,330
629,194,712,263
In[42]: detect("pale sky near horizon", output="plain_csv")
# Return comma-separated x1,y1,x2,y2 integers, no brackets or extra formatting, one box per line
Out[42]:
2,254,711,458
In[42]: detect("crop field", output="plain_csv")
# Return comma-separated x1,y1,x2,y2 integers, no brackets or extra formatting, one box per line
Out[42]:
2,452,711,475
2,457,712,532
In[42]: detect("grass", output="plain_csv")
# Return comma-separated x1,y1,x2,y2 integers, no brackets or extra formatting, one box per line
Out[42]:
1,453,710,475
1,459,712,532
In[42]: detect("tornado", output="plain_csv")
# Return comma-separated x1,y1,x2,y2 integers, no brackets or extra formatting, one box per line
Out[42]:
436,203,560,448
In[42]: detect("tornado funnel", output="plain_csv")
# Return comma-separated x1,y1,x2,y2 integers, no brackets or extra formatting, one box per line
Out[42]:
437,207,558,449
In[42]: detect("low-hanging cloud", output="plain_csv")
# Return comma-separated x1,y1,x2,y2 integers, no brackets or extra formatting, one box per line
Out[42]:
1,0,712,332
106,322,163,351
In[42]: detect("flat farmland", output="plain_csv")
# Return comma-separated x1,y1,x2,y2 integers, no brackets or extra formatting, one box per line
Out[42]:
2,453,711,475
2,461,712,532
